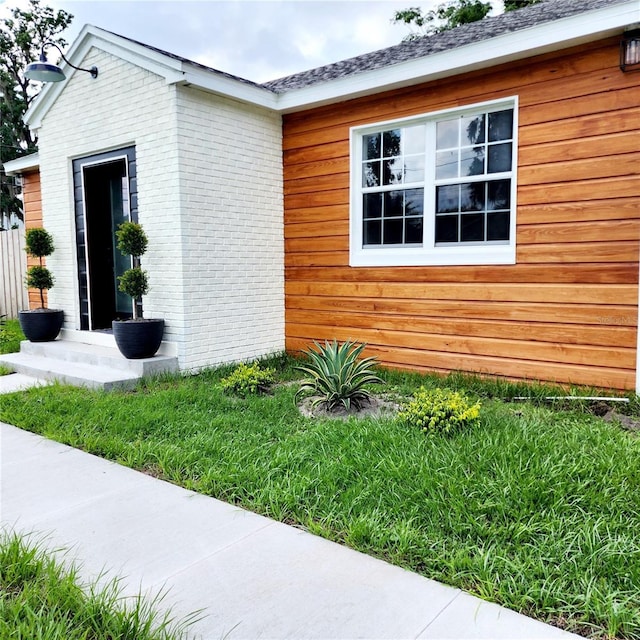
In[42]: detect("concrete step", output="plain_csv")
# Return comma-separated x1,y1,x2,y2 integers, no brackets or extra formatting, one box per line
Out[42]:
18,340,178,376
0,340,179,391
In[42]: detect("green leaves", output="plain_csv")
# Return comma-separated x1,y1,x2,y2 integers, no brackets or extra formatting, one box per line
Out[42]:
115,221,148,258
1,0,73,224
24,227,54,258
295,340,384,412
221,362,276,397
23,227,55,307
398,387,481,435
115,222,150,319
117,266,148,299
25,264,53,291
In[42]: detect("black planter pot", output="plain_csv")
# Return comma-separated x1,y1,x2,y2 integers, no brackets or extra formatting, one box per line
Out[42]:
112,319,164,359
18,309,64,342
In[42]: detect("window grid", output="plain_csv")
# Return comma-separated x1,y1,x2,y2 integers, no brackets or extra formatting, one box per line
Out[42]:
351,98,517,265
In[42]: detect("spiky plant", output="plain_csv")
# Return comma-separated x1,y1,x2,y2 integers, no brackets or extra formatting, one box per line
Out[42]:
295,340,384,412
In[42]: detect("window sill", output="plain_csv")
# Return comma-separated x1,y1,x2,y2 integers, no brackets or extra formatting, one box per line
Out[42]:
349,244,516,267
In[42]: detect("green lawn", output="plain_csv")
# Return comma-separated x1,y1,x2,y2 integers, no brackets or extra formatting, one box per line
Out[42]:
0,317,24,355
1,359,639,639
0,532,195,639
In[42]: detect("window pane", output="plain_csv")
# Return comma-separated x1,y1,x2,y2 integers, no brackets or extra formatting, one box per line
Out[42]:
461,182,485,211
403,125,426,155
404,155,425,183
488,110,513,142
436,119,458,149
363,193,382,219
436,184,460,213
488,180,511,210
435,215,458,243
383,218,403,244
436,150,458,180
363,161,381,187
383,129,401,157
364,219,382,245
461,147,485,176
383,158,403,185
405,217,423,244
405,188,424,217
487,143,512,174
461,213,484,242
487,211,510,241
462,114,485,145
363,133,381,160
384,191,404,217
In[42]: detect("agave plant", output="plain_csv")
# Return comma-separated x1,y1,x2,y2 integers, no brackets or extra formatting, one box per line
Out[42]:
295,340,384,412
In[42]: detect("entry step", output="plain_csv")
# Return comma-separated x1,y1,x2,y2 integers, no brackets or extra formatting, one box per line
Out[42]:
0,340,179,391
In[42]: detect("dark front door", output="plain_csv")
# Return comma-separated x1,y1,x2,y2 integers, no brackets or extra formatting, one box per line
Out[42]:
73,147,137,330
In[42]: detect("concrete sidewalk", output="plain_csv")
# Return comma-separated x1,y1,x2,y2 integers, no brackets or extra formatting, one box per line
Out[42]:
0,422,581,639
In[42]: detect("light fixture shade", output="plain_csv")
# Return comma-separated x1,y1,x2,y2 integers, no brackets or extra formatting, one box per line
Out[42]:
24,61,66,82
620,30,640,72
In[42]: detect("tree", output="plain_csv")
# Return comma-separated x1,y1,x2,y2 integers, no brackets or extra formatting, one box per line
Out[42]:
503,0,542,10
393,0,542,41
0,0,72,227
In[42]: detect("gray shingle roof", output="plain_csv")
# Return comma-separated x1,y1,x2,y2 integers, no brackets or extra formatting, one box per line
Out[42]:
262,0,629,93
99,27,267,91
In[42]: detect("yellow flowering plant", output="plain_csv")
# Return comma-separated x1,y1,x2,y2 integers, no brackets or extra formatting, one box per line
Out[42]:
398,387,481,435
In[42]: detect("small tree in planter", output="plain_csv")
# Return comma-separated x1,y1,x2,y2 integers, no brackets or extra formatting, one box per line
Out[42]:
18,228,64,342
112,221,164,359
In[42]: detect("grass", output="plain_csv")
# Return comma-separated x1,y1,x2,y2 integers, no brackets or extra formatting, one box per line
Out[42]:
0,531,196,639
1,357,639,639
0,317,24,354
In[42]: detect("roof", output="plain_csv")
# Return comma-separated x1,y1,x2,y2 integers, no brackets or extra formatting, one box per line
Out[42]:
263,0,632,93
100,29,266,92
23,0,639,128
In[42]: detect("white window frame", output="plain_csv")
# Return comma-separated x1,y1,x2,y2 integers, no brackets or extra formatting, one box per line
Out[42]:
349,96,519,267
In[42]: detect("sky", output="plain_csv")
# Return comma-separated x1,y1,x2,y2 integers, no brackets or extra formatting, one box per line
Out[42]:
1,0,506,84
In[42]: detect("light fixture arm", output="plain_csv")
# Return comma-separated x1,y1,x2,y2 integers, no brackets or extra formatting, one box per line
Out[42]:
39,41,98,79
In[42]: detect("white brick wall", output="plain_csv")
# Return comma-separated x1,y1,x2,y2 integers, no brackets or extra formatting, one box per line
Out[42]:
36,46,284,369
175,86,284,369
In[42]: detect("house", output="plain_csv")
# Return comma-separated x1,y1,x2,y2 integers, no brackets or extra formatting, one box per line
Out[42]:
4,0,640,391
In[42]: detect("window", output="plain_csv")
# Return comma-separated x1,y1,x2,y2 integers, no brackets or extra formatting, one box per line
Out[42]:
350,98,517,267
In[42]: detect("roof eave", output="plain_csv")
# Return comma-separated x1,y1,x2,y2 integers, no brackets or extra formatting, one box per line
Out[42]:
3,152,40,176
23,25,279,131
274,0,640,113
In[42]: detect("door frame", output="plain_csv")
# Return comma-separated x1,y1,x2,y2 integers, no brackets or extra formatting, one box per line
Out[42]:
72,146,138,331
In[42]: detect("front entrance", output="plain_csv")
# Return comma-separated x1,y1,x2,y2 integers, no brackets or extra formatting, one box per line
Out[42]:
73,147,138,330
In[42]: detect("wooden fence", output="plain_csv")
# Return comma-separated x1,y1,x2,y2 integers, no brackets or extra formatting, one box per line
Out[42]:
0,228,29,318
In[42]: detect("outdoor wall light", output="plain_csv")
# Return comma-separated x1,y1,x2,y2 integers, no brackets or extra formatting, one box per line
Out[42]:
24,42,98,82
620,29,640,72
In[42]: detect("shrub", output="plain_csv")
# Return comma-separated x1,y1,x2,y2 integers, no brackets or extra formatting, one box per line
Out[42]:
295,340,384,412
221,362,275,396
118,267,149,299
24,227,55,308
115,221,148,257
115,222,149,319
399,387,481,435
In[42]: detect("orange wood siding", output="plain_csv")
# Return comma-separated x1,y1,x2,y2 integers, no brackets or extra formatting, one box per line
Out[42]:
283,37,640,390
22,170,45,309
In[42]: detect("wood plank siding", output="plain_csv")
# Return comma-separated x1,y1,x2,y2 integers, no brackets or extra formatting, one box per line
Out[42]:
283,37,640,390
22,170,45,309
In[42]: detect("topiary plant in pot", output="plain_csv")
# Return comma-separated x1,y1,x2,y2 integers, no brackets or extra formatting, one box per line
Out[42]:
18,228,64,342
111,221,164,359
